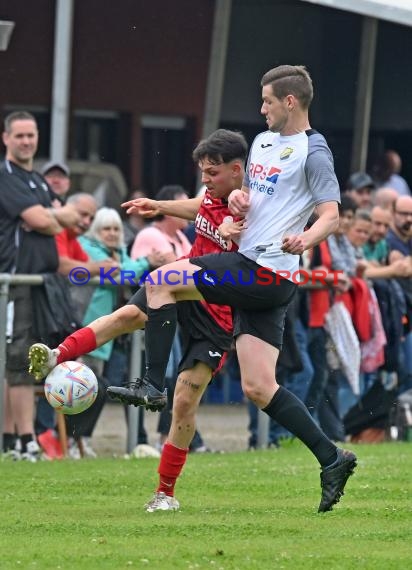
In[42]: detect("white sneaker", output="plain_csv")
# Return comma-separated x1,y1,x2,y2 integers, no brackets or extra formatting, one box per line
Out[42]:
2,438,21,461
145,492,180,513
21,440,41,463
132,444,160,458
82,437,97,458
2,449,21,461
28,343,59,381
68,437,97,459
68,438,81,460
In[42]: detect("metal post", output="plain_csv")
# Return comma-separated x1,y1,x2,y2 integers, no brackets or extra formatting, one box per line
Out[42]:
50,0,74,162
201,0,232,138
197,0,232,188
0,275,11,453
126,330,143,454
350,16,378,173
256,408,270,449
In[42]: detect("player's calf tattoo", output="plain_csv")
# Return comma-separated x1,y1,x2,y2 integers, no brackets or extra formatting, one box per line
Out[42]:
178,377,201,391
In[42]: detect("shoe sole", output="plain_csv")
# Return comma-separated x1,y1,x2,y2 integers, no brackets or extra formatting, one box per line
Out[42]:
146,505,179,512
318,453,357,513
107,389,167,411
28,345,50,382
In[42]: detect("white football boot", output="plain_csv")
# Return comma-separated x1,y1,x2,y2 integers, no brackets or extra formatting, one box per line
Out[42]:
145,492,180,513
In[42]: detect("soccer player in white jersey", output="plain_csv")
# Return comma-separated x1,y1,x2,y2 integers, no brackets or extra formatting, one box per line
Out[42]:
107,65,357,512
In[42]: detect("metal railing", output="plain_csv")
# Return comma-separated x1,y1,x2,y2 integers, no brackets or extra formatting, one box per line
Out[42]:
0,273,329,454
0,273,143,454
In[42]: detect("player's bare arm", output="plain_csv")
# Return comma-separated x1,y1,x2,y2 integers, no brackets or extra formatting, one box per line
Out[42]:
282,201,339,255
122,194,202,221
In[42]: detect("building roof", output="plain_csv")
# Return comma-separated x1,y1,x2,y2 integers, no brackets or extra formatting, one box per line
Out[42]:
300,0,412,28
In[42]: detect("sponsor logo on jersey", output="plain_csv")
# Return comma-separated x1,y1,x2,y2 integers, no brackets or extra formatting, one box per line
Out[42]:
249,163,282,182
265,166,281,184
194,212,230,250
280,146,294,160
248,163,282,196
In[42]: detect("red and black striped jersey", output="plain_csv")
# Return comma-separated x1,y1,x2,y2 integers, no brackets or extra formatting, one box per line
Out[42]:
188,190,238,334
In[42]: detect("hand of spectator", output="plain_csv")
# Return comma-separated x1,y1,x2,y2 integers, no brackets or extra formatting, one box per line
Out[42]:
391,257,412,277
89,258,119,277
52,204,81,228
355,259,368,277
324,270,351,293
51,197,63,208
122,198,160,218
228,189,249,217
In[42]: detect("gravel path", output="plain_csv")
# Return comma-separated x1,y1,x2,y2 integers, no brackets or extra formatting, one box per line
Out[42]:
93,401,250,456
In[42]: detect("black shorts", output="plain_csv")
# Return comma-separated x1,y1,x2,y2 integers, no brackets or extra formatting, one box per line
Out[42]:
6,286,36,386
128,287,231,372
178,336,225,375
189,252,297,348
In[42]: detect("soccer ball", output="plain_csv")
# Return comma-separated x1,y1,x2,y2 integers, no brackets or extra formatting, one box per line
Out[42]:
44,361,98,415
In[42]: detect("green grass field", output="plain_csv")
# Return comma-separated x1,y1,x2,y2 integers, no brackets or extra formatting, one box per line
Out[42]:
1,441,411,569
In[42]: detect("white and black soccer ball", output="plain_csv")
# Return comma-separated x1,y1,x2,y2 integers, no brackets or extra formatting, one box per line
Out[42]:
44,361,98,415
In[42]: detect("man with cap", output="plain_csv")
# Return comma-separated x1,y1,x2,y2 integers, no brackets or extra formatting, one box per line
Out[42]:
41,160,71,203
345,172,375,210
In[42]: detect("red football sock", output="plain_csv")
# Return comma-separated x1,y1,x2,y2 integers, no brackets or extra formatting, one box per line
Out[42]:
56,327,97,363
157,442,189,496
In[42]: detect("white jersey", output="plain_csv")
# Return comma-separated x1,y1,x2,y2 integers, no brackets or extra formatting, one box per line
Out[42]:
240,129,340,277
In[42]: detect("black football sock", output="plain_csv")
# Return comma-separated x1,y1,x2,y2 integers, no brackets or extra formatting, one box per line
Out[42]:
20,433,35,453
3,433,16,452
144,304,177,391
262,386,337,468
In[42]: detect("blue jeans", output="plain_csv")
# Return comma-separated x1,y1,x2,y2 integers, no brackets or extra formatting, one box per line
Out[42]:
305,327,328,416
399,331,412,394
35,396,56,435
318,369,346,442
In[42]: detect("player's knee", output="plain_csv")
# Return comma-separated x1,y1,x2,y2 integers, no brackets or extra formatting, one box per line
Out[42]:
128,308,146,329
114,305,145,332
173,391,196,418
242,375,276,404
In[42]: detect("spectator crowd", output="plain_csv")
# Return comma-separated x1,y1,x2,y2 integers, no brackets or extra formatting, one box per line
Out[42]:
1,110,411,462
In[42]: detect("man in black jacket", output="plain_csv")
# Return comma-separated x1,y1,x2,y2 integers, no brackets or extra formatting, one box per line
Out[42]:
0,111,77,461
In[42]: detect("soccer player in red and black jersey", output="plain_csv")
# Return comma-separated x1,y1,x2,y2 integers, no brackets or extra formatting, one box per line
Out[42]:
29,129,248,511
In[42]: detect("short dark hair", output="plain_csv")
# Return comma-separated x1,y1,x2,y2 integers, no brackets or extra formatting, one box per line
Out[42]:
192,129,248,165
260,65,313,109
155,185,188,202
153,185,188,221
4,111,37,133
339,194,357,215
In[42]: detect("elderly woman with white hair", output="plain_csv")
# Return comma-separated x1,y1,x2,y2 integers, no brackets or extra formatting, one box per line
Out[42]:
80,207,163,331
66,207,164,457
